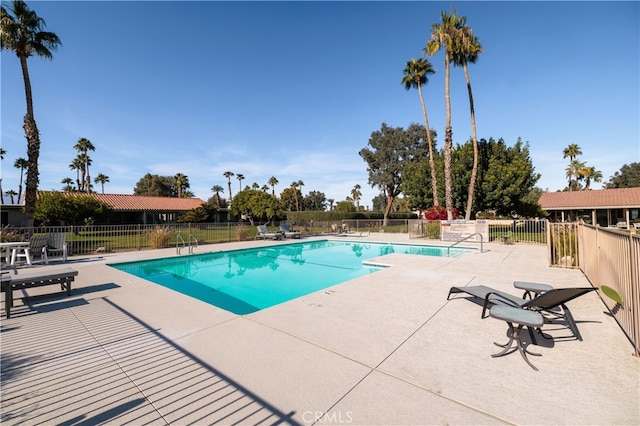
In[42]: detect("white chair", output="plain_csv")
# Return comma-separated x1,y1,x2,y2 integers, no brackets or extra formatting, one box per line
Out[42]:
11,234,49,266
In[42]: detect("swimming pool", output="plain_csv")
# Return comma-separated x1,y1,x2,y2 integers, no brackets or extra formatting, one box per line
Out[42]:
109,240,471,315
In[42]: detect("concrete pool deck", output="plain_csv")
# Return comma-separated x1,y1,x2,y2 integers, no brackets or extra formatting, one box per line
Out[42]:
1,233,639,425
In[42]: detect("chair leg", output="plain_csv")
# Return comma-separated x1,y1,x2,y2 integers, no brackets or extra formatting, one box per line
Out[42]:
492,322,542,371
561,304,583,341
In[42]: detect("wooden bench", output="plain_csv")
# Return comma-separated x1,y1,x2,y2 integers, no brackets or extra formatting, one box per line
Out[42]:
1,267,78,318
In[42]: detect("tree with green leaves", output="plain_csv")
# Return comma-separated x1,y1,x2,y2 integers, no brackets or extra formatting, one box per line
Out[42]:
223,171,234,200
133,173,175,197
334,200,356,213
94,173,109,193
13,157,28,202
327,198,335,211
235,173,245,193
350,184,362,210
403,137,540,217
280,187,299,212
73,137,95,192
211,184,224,207
303,190,326,211
402,57,439,207
61,177,74,192
268,176,279,196
562,144,582,190
35,191,112,226
565,160,586,191
290,181,300,211
173,173,189,198
605,162,640,188
451,17,482,220
426,9,464,220
230,188,281,225
1,0,61,227
360,122,428,225
581,166,602,190
5,189,17,204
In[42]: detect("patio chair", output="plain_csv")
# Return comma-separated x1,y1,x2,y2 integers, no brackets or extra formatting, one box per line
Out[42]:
11,234,49,266
46,233,68,262
255,225,283,240
1,267,78,318
279,223,301,239
447,285,597,341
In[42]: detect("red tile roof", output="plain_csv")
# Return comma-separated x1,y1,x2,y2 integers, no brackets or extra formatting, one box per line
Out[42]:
538,187,640,210
41,192,205,211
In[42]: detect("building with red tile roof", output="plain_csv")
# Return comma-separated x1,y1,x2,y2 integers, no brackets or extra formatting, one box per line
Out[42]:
538,187,640,228
25,192,207,225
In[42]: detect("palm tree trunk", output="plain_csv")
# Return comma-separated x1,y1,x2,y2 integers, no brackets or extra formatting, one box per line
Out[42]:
20,57,35,118
417,84,439,207
20,56,39,229
463,61,478,220
17,169,24,203
23,114,40,230
443,53,454,220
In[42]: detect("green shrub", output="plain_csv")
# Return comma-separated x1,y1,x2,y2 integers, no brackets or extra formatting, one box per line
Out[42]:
425,222,441,239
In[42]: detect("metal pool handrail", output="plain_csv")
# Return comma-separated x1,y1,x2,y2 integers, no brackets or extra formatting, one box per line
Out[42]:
447,233,484,256
176,233,186,255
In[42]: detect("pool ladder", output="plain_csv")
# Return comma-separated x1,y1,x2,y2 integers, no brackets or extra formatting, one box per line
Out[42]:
176,233,198,255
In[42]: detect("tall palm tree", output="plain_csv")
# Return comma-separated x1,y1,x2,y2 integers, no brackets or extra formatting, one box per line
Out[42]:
94,173,109,193
427,9,464,220
174,173,189,198
563,144,582,190
2,0,61,227
290,181,300,211
566,160,586,191
211,184,224,207
69,157,83,190
268,176,279,196
61,177,74,192
0,148,5,204
236,173,245,192
402,57,439,207
327,198,334,212
73,137,95,192
13,157,28,203
223,171,234,200
351,184,362,210
5,189,17,204
451,19,482,220
297,180,305,211
582,166,602,190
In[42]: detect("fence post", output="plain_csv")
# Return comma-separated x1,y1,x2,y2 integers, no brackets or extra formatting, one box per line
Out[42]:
629,231,640,356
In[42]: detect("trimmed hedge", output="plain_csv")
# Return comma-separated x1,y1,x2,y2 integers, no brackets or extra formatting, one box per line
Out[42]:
284,211,418,222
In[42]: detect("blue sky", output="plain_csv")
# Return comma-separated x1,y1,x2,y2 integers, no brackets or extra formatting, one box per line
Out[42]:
2,1,638,208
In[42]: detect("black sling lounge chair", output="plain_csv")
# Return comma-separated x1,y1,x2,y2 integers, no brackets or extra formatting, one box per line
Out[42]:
447,285,597,341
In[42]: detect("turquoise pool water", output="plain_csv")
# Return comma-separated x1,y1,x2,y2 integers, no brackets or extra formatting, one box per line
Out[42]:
109,240,471,315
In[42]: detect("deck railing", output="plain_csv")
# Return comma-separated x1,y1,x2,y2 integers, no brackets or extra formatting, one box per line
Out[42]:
577,223,640,356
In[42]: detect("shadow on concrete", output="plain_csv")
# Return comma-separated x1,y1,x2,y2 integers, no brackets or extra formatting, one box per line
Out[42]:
0,296,300,425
